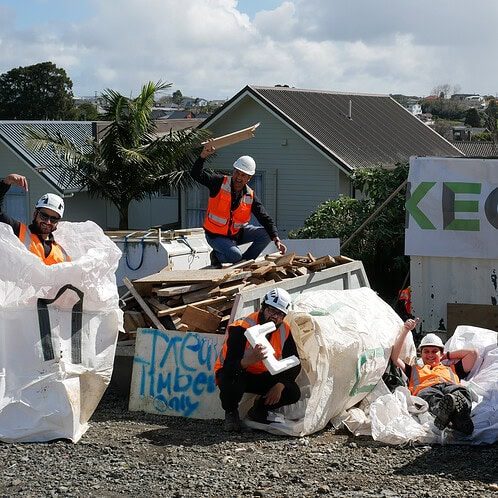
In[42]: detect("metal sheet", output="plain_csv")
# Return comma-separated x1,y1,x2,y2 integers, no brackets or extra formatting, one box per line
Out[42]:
230,260,369,322
411,256,498,334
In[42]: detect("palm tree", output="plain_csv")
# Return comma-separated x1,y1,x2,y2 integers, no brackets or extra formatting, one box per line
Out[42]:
25,81,209,229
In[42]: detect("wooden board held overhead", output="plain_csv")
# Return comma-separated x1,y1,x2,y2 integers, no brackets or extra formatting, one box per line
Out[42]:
201,123,260,150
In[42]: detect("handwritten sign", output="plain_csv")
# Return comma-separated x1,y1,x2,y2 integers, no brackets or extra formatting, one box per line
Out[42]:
129,328,225,419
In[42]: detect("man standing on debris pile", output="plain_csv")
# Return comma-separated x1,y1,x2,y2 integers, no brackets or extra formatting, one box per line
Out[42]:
191,143,287,268
391,319,477,435
0,173,70,265
214,288,301,432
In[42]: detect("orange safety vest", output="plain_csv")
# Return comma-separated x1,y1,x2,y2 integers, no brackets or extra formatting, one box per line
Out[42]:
214,311,291,377
408,363,460,396
398,287,412,314
18,223,71,266
203,176,254,236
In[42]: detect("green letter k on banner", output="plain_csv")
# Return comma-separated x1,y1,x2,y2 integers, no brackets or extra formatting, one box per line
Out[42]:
405,182,436,229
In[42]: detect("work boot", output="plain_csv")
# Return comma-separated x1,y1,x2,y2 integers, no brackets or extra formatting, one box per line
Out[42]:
451,391,470,415
247,400,270,424
434,393,456,430
210,251,222,269
224,410,241,432
450,413,474,436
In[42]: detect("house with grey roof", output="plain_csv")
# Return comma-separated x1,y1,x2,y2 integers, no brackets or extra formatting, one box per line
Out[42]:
184,85,463,236
0,121,181,229
451,141,498,158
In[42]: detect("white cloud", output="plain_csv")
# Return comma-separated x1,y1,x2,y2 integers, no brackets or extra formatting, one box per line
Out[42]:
0,0,496,100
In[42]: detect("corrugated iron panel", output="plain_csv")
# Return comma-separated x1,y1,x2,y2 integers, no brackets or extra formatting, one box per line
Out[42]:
251,86,463,170
411,255,498,334
0,121,93,192
451,141,498,158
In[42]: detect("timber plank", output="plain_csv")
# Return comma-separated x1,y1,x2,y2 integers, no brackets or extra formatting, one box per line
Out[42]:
154,282,212,297
134,268,237,285
182,286,218,304
274,252,296,267
251,262,276,277
181,305,222,333
447,303,498,336
123,277,166,331
157,295,229,316
208,282,247,297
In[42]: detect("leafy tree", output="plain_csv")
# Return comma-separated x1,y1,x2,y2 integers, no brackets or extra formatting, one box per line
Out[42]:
433,118,460,140
484,99,498,142
25,81,209,229
464,108,481,128
0,62,75,119
290,164,409,300
420,98,466,120
72,102,100,121
472,131,493,142
172,90,183,105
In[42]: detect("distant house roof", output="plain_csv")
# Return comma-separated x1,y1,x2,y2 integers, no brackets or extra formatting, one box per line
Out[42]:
201,85,463,172
0,121,93,193
153,119,204,137
451,141,498,158
166,110,197,120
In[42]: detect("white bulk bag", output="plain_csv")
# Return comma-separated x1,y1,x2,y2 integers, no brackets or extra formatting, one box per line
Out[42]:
0,221,122,442
246,287,414,436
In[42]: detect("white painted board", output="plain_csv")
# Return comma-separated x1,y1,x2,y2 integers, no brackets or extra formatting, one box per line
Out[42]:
129,328,224,419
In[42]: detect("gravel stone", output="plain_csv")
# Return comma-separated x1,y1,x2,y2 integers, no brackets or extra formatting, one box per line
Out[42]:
0,389,496,497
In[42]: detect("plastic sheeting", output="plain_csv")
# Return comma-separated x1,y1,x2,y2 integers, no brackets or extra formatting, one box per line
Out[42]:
0,221,122,442
244,287,415,436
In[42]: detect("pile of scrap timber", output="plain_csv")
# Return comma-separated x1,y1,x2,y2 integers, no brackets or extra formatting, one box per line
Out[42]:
121,252,353,336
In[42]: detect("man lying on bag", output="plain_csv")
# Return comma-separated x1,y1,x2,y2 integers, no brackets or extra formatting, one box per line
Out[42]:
0,173,70,265
391,318,477,435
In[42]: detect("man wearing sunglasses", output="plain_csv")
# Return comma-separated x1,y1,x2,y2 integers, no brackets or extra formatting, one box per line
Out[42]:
214,288,301,432
1,173,70,265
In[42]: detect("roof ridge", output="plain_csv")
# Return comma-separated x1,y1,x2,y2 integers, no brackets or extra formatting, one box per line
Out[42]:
250,85,389,98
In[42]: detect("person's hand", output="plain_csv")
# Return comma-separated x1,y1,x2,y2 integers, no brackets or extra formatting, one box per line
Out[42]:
403,317,419,332
200,141,216,159
264,383,284,405
241,343,267,368
3,173,28,191
274,238,286,255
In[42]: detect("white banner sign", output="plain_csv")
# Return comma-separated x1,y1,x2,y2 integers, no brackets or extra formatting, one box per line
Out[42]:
405,156,498,259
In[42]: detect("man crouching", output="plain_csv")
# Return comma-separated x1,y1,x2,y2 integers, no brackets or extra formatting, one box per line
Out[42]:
214,288,301,432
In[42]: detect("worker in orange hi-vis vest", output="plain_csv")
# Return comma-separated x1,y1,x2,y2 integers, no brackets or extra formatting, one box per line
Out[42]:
191,142,287,268
1,173,70,265
391,318,477,436
214,288,301,432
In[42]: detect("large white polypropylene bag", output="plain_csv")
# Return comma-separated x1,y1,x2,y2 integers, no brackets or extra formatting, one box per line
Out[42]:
247,287,415,436
370,387,434,445
366,326,498,445
0,221,122,442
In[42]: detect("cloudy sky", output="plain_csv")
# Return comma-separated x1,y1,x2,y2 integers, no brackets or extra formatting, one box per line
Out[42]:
0,0,496,100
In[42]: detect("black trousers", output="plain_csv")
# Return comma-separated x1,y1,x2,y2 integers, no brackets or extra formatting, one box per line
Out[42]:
216,369,301,413
417,382,472,416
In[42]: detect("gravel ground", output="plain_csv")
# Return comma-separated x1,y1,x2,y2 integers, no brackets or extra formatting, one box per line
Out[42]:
0,389,497,498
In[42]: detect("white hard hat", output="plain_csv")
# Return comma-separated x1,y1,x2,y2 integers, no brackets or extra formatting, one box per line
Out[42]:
233,156,256,176
419,333,444,350
263,288,292,315
35,193,65,218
